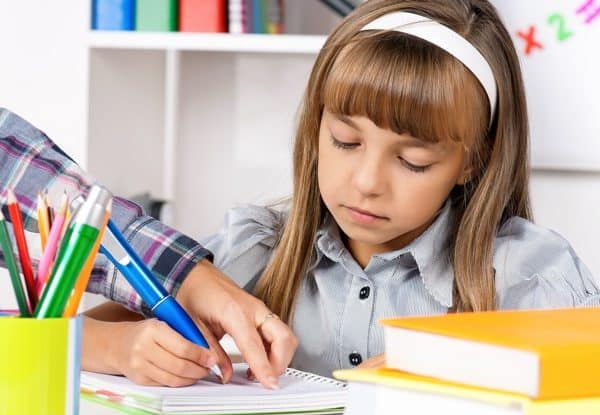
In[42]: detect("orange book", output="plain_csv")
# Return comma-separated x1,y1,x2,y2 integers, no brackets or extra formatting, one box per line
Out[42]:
179,0,227,32
382,307,600,400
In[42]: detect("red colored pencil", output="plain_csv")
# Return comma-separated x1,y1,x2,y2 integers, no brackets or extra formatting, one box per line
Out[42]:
7,189,37,309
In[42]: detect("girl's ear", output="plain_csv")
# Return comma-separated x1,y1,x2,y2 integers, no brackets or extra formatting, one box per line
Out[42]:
456,151,476,186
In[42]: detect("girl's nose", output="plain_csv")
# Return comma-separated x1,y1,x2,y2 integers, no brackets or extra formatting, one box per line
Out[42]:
352,154,387,197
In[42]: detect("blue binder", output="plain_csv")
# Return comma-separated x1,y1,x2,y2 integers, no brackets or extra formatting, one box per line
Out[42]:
92,0,135,30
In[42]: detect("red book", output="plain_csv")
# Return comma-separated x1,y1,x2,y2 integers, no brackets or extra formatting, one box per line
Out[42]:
179,0,227,32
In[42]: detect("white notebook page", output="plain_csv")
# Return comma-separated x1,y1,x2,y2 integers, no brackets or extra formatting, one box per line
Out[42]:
81,363,347,414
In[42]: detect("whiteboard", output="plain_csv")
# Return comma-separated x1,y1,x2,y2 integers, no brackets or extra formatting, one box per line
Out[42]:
493,1,600,170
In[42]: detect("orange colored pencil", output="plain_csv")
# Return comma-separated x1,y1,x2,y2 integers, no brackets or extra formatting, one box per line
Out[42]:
36,192,50,251
45,192,54,230
7,189,37,309
62,200,112,317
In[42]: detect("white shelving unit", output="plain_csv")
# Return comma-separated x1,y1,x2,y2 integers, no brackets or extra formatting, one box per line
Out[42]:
86,8,338,240
88,31,326,53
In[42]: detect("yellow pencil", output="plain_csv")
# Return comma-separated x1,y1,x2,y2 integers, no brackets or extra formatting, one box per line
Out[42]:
36,192,50,251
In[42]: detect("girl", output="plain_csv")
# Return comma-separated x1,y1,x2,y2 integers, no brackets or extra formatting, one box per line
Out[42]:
85,0,600,382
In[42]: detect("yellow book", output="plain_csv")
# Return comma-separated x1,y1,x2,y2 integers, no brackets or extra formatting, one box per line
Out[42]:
335,368,600,415
380,307,600,399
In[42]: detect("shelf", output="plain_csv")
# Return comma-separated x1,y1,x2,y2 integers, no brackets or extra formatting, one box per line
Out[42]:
88,31,326,54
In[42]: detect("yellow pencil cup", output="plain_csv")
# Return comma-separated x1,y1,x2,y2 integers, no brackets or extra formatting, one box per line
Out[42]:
0,316,82,415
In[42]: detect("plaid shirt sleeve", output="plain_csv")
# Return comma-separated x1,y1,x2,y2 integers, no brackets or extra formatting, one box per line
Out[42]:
0,108,212,314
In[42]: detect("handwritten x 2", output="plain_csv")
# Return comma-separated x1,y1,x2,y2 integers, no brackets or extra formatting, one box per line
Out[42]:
516,0,599,56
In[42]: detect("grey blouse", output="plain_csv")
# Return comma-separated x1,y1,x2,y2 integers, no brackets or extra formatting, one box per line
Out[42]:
202,202,600,377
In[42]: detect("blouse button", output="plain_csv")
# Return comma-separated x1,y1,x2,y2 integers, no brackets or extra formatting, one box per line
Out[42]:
349,352,363,366
359,286,370,300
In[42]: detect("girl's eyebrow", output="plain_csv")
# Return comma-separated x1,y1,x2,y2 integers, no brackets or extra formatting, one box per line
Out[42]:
333,113,434,149
334,113,362,132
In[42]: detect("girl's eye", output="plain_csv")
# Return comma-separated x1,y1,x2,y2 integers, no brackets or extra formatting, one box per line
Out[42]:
331,136,358,150
400,158,430,173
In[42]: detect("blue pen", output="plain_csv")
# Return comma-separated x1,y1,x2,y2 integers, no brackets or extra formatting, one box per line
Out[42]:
100,220,222,378
72,196,221,378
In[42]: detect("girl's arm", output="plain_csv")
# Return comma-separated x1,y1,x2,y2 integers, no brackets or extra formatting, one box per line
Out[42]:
358,353,385,369
81,309,218,387
83,301,144,322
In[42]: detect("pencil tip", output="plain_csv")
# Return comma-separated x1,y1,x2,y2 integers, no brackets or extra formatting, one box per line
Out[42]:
7,189,16,203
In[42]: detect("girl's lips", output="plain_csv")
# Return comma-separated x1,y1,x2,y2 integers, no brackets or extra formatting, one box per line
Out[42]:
345,206,387,225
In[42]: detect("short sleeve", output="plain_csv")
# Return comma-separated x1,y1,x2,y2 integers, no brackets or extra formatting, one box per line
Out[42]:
201,205,284,292
493,217,600,310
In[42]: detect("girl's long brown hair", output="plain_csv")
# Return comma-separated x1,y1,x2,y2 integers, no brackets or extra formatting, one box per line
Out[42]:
254,0,532,321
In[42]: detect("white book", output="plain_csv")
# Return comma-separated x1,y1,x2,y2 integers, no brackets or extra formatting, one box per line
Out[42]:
345,382,522,415
81,363,347,414
229,0,244,34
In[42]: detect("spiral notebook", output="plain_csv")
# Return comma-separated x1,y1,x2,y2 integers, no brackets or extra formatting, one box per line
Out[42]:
80,363,348,414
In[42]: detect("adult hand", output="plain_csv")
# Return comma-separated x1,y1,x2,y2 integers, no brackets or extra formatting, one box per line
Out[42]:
175,259,298,389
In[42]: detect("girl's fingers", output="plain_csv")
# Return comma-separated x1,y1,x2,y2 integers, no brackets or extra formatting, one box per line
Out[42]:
223,311,278,389
199,323,234,383
153,320,218,369
138,360,200,388
258,315,298,376
357,353,385,369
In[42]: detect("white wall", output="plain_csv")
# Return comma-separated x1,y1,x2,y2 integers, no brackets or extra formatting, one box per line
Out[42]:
1,1,599,312
0,0,89,166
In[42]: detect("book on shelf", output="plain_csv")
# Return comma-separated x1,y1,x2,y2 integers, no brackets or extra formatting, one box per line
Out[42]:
229,0,284,34
92,0,135,31
334,367,600,415
381,307,600,399
81,363,347,414
317,0,355,17
179,0,227,33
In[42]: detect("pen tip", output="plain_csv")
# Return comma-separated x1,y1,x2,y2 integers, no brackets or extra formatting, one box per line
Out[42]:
212,365,223,380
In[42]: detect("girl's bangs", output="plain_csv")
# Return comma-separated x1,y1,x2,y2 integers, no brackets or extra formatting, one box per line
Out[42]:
322,33,488,146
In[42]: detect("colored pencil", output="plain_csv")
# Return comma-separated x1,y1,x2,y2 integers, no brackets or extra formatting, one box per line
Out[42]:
37,192,50,251
36,192,68,297
63,200,111,317
7,189,37,309
0,209,31,316
45,192,54,230
35,185,111,318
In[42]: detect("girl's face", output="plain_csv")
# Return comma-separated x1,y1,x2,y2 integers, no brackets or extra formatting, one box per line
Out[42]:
318,109,470,264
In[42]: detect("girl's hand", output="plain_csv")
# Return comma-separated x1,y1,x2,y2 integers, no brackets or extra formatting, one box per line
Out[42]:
357,353,385,369
175,260,299,389
83,317,219,387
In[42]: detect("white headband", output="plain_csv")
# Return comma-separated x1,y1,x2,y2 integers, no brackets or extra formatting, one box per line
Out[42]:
360,11,497,128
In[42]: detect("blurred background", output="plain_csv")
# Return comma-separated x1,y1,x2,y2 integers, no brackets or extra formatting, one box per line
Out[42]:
0,0,599,310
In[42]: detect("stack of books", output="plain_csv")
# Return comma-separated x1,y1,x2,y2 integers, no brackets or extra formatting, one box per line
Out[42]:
91,0,284,34
335,307,600,414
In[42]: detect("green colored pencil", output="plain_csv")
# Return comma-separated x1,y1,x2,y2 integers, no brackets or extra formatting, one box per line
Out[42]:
0,209,31,316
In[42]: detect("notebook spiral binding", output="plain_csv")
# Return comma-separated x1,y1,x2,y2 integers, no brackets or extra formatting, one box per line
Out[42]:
285,368,348,388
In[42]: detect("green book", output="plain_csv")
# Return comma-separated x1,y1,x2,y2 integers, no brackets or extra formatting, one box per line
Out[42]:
136,0,177,32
